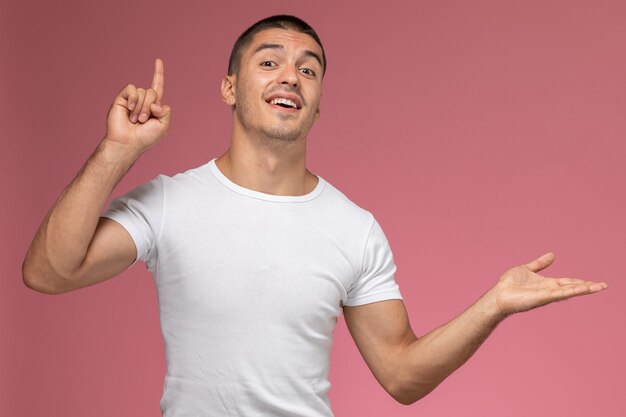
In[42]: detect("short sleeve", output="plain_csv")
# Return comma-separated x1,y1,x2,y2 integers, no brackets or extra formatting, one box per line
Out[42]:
101,176,164,271
344,218,403,307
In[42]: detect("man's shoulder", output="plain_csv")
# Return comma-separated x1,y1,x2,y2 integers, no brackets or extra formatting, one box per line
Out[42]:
156,160,215,187
317,178,375,224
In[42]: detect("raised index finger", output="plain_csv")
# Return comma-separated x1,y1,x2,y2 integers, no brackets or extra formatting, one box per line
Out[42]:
151,58,165,102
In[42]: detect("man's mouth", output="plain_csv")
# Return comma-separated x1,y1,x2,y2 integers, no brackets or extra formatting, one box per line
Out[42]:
268,97,299,109
265,93,302,111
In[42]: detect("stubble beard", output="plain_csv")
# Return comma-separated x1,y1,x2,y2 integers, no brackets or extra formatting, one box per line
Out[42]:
235,92,314,144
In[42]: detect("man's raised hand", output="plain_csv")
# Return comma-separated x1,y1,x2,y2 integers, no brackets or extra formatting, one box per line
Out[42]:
489,252,608,318
105,58,171,158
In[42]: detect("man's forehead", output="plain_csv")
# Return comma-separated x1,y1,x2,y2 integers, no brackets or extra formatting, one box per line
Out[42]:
247,28,323,57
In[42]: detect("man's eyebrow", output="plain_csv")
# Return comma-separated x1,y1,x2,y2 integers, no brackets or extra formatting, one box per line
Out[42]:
253,43,323,68
303,50,323,69
253,43,283,55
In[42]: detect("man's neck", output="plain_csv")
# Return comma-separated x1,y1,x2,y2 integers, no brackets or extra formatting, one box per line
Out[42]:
215,130,318,197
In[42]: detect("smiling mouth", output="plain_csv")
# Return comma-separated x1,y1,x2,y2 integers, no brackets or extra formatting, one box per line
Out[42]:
266,97,301,111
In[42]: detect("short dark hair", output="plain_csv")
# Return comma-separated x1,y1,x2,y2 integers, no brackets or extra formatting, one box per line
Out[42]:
227,15,327,77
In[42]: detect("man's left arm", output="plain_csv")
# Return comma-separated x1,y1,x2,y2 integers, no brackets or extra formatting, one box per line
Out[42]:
343,252,608,405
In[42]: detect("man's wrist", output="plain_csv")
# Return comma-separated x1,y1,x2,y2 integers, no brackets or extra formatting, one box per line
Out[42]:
97,138,142,170
477,287,509,326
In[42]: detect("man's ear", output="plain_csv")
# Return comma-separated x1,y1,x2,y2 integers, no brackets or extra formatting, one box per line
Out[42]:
315,106,321,120
221,75,236,106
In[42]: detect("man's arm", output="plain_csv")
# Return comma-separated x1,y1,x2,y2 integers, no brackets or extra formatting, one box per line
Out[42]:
22,59,171,294
343,252,608,405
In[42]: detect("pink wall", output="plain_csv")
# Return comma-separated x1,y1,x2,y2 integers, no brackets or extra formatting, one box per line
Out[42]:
2,0,624,416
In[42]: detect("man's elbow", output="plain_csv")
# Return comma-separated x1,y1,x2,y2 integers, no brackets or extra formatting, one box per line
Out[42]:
390,389,425,406
386,377,437,406
22,257,71,295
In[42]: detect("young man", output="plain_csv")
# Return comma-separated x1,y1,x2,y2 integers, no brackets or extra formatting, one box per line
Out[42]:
22,15,607,417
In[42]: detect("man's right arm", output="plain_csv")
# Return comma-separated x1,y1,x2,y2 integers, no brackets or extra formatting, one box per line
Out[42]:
22,58,171,294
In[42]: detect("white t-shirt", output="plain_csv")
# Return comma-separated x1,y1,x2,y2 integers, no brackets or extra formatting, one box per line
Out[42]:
103,159,403,417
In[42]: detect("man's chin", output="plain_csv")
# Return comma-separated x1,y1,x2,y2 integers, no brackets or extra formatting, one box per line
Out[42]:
264,132,302,143
261,126,305,143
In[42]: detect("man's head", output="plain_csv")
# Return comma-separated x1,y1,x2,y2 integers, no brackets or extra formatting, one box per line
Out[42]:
221,15,326,143
228,15,327,77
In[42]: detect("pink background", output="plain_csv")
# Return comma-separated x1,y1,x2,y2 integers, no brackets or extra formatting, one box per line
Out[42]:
2,0,624,416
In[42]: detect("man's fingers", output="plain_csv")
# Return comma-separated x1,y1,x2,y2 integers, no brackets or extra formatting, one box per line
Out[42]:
555,278,608,292
129,88,146,123
137,88,158,123
543,278,608,303
525,252,556,273
116,60,166,124
555,277,587,286
119,84,139,112
151,58,165,102
150,102,171,120
589,282,609,291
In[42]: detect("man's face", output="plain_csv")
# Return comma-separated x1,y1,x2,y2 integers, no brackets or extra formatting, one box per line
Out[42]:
224,28,324,143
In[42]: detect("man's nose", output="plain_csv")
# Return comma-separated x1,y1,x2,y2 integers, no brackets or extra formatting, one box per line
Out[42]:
279,65,299,87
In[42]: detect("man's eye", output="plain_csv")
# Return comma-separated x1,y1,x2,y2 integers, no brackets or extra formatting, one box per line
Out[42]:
261,61,276,67
300,68,316,76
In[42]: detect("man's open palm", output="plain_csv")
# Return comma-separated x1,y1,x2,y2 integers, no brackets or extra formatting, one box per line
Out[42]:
492,253,608,316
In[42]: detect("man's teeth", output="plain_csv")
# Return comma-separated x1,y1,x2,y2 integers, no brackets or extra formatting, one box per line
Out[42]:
270,98,298,109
